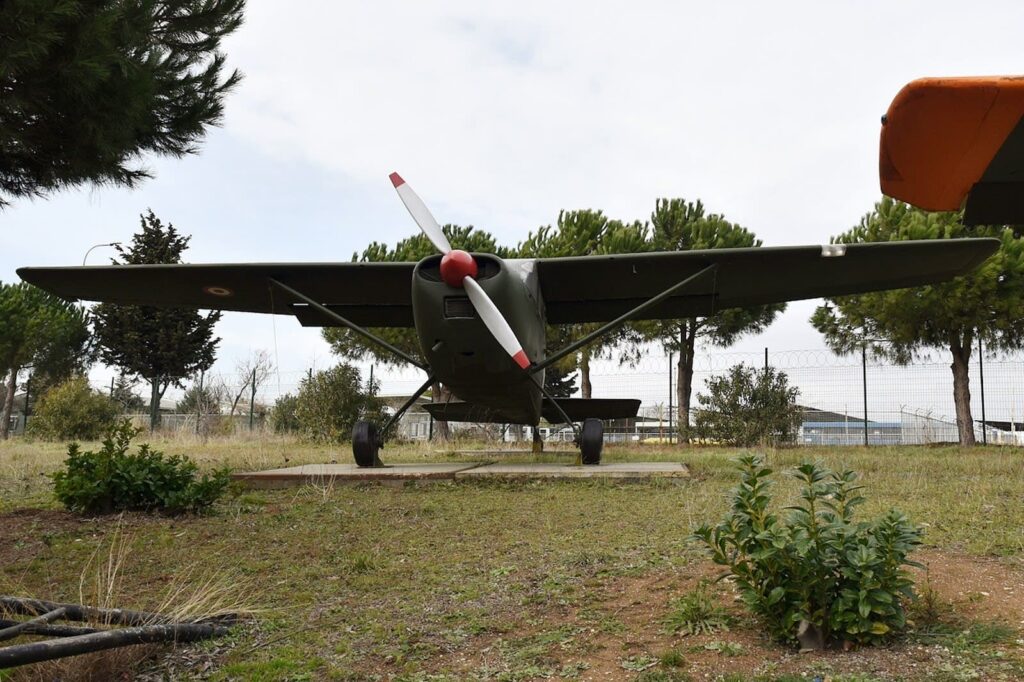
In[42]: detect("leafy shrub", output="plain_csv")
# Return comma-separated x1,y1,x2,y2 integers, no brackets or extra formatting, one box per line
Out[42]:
176,383,224,414
293,364,387,444
694,364,801,446
53,420,231,514
270,393,300,434
692,455,922,649
27,376,120,440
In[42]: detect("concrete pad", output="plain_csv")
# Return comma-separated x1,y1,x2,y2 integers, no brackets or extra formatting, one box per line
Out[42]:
232,463,483,488
455,461,690,480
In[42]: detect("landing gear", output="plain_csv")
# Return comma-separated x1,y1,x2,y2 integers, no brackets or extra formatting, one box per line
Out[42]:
352,421,383,468
579,418,603,465
351,375,438,468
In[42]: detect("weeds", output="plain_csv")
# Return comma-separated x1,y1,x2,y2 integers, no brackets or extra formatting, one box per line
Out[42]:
663,580,732,636
5,520,255,682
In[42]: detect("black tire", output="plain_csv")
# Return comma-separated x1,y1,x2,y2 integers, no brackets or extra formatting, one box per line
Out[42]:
352,421,383,468
580,418,603,465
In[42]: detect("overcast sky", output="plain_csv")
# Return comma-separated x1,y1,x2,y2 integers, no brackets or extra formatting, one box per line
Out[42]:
3,1,1022,408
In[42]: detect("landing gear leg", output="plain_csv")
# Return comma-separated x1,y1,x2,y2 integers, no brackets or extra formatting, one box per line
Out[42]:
579,418,603,465
352,421,383,468
351,375,436,468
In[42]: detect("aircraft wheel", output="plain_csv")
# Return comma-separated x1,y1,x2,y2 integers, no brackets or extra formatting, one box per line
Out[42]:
580,418,603,465
352,421,383,468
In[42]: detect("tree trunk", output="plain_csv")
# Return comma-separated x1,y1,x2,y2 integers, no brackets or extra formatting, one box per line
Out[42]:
0,369,16,440
950,337,976,446
149,379,162,432
430,381,451,441
580,351,592,399
676,322,697,441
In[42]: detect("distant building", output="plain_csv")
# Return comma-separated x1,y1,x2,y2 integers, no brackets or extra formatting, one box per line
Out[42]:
799,406,901,446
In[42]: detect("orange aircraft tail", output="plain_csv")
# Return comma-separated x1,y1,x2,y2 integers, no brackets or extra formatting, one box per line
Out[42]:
880,76,1024,225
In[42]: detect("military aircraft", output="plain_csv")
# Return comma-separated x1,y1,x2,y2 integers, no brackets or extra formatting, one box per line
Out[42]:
19,80,1007,467
17,172,997,466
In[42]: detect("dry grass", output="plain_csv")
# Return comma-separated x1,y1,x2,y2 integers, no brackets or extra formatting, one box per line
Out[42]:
2,435,1024,679
2,517,256,682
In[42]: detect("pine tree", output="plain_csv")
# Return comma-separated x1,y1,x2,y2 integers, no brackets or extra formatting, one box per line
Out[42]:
811,198,1024,446
92,211,221,430
111,374,145,412
0,0,244,206
543,364,578,399
518,210,650,397
636,199,785,440
0,282,92,438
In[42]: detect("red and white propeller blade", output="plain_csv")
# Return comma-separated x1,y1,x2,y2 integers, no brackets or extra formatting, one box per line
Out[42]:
463,277,531,370
389,172,452,254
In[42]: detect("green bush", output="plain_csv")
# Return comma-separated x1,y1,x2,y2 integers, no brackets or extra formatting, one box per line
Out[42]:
175,383,223,414
270,393,300,434
694,364,802,446
27,376,120,441
52,420,230,514
294,364,387,444
692,455,922,649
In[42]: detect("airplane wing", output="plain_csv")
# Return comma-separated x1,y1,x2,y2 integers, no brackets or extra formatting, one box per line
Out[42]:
536,238,998,324
880,76,1024,225
18,239,997,328
16,262,417,327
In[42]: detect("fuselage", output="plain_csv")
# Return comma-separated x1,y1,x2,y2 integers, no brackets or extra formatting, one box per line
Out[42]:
411,255,547,424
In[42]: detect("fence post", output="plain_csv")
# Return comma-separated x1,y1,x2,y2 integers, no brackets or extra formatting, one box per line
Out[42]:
862,345,869,447
195,371,204,435
109,376,114,397
249,368,257,431
24,376,31,430
979,336,987,445
667,352,673,444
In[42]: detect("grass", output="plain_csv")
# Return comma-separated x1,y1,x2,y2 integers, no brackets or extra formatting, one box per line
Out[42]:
663,580,732,636
2,436,1024,679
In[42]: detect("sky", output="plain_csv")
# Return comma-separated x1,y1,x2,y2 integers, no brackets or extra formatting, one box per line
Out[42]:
3,1,1023,412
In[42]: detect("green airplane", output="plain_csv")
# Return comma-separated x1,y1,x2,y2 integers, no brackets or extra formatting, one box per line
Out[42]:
18,173,998,467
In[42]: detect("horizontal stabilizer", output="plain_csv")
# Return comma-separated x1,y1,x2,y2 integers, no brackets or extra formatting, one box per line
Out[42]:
422,398,641,424
541,398,640,422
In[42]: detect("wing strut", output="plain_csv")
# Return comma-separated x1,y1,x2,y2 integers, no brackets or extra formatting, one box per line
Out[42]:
268,278,428,371
532,263,719,373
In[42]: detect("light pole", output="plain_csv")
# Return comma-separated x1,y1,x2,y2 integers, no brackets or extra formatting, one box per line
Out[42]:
82,242,121,266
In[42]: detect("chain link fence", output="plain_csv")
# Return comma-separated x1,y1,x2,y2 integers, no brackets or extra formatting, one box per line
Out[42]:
8,347,1023,446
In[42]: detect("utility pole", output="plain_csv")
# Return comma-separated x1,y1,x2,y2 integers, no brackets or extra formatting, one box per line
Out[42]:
110,376,115,396
979,336,987,445
764,347,768,375
862,345,869,447
668,352,673,444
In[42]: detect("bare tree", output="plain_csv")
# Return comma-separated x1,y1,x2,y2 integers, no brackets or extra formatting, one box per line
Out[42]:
228,350,275,416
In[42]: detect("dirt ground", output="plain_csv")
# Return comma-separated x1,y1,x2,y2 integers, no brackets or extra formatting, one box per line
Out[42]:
4,442,1024,680
551,550,1024,680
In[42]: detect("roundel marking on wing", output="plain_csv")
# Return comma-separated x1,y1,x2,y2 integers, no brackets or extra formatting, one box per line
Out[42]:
204,286,233,297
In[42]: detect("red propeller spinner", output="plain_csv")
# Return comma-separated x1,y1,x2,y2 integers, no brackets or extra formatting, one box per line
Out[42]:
439,249,478,288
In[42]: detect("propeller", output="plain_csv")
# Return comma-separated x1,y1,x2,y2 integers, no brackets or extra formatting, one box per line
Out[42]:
389,172,531,370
